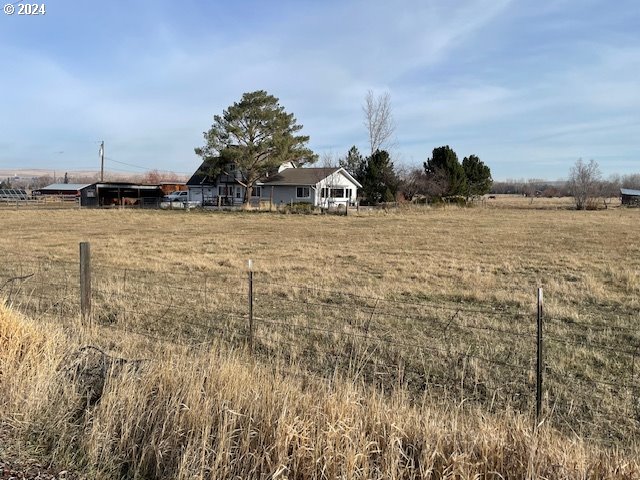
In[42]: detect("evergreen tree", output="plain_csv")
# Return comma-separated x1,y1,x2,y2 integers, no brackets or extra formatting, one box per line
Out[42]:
339,146,366,183
195,90,317,203
362,149,399,204
423,145,467,197
462,155,492,199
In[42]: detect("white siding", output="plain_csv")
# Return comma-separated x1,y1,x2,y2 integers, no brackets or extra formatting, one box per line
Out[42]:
316,171,358,208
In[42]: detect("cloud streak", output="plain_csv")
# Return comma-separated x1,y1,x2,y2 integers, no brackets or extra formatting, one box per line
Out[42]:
0,0,637,179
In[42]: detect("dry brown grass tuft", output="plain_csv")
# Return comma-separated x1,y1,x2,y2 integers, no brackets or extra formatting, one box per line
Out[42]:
1,303,639,479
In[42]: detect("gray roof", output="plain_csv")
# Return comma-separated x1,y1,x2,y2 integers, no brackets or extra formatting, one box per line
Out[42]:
261,168,342,186
39,183,92,191
620,188,640,196
187,163,362,188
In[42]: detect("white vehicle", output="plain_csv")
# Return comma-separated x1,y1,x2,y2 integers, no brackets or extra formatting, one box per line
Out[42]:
160,190,200,209
164,191,188,202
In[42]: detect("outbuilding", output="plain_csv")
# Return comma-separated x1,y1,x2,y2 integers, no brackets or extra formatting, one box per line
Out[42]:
621,188,640,206
33,183,92,198
88,182,164,207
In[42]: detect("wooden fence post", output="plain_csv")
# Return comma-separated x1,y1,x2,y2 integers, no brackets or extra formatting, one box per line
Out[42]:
536,287,543,424
248,259,254,355
80,242,92,326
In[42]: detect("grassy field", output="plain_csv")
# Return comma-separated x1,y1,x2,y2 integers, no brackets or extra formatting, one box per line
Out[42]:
2,197,640,476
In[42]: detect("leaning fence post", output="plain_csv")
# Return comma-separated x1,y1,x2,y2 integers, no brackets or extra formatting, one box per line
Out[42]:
80,242,92,326
536,287,543,423
248,259,254,356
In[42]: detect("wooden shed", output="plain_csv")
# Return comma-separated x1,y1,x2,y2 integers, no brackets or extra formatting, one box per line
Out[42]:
620,188,640,206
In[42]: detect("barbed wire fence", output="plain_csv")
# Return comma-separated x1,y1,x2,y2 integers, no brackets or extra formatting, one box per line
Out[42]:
1,243,639,448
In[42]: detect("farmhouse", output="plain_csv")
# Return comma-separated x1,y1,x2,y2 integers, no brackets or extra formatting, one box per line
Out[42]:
620,188,640,206
187,162,361,208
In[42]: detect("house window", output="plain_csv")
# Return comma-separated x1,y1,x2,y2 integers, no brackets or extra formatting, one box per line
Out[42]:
330,188,345,198
235,187,242,198
296,187,310,198
321,188,328,198
252,186,262,197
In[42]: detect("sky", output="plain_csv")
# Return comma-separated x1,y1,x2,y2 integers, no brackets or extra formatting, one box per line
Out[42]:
0,0,638,180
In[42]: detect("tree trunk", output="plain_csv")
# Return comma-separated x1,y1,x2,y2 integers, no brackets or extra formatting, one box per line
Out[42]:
244,184,253,209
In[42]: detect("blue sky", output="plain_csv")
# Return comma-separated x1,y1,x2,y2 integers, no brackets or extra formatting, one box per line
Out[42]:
1,0,638,180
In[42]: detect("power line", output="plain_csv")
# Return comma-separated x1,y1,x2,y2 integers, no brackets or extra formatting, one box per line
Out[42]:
105,157,193,175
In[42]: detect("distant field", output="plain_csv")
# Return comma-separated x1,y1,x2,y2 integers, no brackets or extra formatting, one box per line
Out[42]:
2,197,640,450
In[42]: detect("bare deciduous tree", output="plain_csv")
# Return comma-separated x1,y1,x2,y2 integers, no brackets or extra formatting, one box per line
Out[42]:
568,159,602,210
363,90,395,155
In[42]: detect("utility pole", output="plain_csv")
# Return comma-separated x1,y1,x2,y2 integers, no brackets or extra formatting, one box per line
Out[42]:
99,141,105,182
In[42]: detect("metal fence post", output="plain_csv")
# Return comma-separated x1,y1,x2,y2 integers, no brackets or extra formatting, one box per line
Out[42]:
248,259,254,355
80,242,92,326
536,287,543,423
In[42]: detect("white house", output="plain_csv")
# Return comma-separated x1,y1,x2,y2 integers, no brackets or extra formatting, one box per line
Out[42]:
186,162,361,208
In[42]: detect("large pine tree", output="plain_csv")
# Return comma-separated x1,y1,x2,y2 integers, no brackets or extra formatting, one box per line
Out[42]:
195,90,317,203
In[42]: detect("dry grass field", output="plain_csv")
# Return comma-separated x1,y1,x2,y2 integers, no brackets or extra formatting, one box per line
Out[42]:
2,196,640,477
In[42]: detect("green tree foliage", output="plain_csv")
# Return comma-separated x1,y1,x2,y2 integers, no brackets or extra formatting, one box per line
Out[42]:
423,146,467,197
339,146,366,183
194,90,317,202
462,155,492,199
361,149,399,204
0,179,10,189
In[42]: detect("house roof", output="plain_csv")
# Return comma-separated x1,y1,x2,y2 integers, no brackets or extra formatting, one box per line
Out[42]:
620,188,640,196
186,162,214,186
261,168,340,186
38,183,92,191
187,163,363,188
260,167,363,187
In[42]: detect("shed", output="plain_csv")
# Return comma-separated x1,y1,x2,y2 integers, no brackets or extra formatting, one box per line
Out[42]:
89,182,164,207
621,188,640,206
33,183,92,197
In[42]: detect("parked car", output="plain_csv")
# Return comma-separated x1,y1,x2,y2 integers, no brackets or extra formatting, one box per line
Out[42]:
163,191,188,202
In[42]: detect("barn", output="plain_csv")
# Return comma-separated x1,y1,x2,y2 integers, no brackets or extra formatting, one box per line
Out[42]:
35,182,164,207
33,183,92,198
620,188,640,206
84,182,164,207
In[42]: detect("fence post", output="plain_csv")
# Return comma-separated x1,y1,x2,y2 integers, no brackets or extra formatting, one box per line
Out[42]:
345,202,348,216
536,287,543,423
248,259,254,356
80,242,92,326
